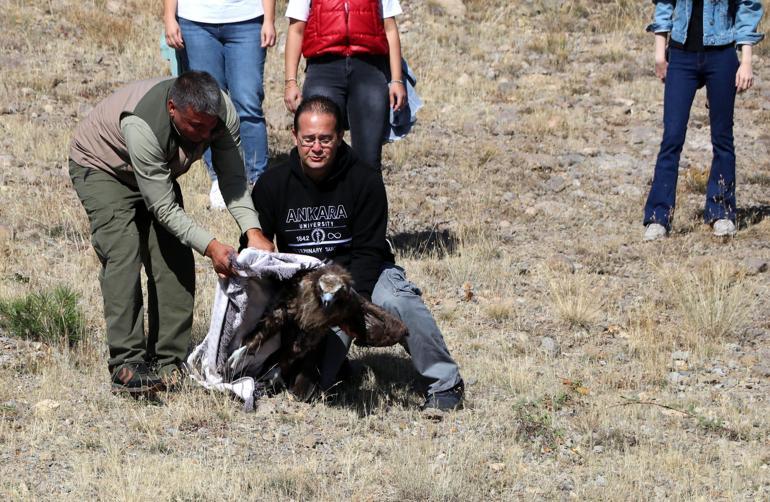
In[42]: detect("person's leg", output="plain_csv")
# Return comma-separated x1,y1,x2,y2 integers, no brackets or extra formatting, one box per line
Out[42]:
177,17,224,179
643,48,701,229
346,56,390,169
703,47,739,224
222,17,268,184
303,56,349,129
69,161,147,373
144,182,196,373
371,266,462,394
317,327,353,391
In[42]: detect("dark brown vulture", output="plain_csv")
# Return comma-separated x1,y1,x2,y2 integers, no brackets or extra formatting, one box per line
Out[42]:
240,263,408,399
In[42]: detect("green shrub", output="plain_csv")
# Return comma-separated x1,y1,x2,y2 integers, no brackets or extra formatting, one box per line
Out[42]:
0,286,85,346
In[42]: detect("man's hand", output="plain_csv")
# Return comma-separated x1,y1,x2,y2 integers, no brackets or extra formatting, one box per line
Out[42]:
204,239,237,279
244,228,275,252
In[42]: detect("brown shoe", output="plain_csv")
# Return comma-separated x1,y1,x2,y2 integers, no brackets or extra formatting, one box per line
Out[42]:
111,363,165,395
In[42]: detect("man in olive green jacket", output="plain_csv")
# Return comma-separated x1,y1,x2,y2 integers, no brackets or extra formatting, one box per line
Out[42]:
69,71,274,394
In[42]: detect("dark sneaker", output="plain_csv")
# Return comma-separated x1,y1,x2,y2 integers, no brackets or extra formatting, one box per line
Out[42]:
422,381,465,411
157,362,189,392
111,362,165,395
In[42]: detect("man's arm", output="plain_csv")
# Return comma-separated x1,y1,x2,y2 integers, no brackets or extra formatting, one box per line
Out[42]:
240,176,277,250
349,172,389,298
122,116,242,276
208,92,272,252
122,115,215,255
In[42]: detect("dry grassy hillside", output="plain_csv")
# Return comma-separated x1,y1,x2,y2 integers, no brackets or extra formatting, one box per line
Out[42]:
1,0,769,499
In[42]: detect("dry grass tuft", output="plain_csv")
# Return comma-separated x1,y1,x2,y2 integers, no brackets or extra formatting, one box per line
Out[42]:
544,270,602,328
662,260,754,342
683,166,709,194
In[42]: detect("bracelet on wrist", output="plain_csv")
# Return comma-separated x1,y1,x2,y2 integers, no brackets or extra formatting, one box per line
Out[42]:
388,79,404,86
285,78,299,88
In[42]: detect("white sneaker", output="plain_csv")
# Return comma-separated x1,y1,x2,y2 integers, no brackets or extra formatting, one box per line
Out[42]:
712,218,736,237
209,180,226,210
643,223,667,241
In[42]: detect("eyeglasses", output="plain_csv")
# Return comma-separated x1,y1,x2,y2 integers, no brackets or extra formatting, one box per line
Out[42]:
299,135,336,148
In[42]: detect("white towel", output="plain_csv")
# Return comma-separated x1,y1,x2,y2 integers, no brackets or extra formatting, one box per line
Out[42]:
186,249,322,410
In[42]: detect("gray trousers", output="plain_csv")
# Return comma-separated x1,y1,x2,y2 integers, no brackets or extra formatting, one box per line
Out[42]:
320,266,462,393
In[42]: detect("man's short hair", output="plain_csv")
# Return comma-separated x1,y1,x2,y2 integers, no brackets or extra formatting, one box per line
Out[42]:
169,71,222,116
294,95,344,134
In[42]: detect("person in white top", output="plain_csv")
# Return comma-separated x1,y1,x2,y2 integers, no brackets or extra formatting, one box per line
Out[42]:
164,0,276,208
283,0,406,169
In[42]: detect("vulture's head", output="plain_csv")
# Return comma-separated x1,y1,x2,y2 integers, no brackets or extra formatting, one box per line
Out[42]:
316,266,352,312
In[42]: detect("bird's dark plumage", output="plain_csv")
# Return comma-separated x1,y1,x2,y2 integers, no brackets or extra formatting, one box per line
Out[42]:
240,263,407,395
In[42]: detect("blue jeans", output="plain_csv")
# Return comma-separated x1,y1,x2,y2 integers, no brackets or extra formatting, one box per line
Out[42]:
318,266,463,394
178,17,268,184
304,55,390,169
644,46,739,229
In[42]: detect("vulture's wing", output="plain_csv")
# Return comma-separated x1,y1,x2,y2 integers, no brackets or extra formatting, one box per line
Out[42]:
350,293,408,347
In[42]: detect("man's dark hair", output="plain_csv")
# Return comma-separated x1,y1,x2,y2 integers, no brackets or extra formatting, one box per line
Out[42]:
169,71,222,115
294,95,344,134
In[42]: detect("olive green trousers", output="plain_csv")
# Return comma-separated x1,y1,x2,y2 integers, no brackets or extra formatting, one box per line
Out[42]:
69,160,195,374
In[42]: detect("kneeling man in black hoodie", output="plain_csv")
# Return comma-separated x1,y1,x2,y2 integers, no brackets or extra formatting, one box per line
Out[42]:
248,96,464,411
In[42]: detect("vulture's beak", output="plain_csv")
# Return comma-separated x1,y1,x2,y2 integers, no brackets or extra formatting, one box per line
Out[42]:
321,292,335,311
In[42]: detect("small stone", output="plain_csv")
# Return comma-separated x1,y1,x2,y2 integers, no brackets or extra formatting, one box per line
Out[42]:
751,364,770,378
668,371,687,385
711,367,726,377
560,153,586,166
105,0,122,13
742,257,768,276
557,477,575,492
501,191,516,202
497,81,517,96
540,336,560,357
455,73,471,86
498,220,511,229
0,224,13,243
595,475,607,487
593,445,604,454
545,254,575,274
510,331,530,353
489,462,505,472
544,175,567,193
428,0,467,17
33,400,61,417
671,351,690,362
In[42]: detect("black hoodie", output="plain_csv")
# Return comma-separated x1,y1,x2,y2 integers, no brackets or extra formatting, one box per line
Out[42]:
247,142,395,297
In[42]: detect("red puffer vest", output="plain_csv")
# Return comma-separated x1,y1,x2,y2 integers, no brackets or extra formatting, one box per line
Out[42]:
302,0,390,58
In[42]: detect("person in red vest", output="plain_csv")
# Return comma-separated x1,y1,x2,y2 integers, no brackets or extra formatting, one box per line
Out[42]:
283,0,406,170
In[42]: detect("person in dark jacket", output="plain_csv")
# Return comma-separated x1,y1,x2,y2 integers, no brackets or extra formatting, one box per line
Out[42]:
249,96,463,410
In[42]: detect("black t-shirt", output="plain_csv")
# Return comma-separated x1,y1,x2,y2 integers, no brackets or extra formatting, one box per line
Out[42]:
670,0,704,51
669,0,732,52
246,142,395,298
